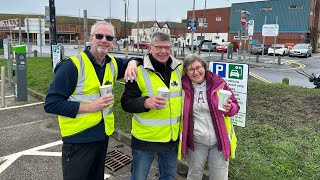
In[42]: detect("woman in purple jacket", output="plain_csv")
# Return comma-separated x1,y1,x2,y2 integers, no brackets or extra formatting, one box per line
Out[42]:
181,54,240,180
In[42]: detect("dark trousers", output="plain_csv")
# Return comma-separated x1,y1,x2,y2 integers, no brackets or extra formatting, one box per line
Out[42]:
62,137,109,180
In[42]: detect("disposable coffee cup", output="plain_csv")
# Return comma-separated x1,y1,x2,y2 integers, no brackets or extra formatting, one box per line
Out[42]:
218,89,232,111
157,87,170,101
99,85,113,96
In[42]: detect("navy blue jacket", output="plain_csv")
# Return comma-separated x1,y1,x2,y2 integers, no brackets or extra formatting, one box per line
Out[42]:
44,47,134,143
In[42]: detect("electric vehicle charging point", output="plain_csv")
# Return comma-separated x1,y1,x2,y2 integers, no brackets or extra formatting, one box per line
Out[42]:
12,45,28,102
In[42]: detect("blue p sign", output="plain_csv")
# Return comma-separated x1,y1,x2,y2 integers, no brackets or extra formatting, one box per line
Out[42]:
212,63,227,77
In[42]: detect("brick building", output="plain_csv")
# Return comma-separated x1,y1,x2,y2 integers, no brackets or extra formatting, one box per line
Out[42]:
0,14,133,44
186,7,231,45
229,0,320,51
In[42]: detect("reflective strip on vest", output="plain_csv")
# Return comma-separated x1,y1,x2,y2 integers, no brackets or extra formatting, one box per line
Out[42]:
140,67,182,98
59,53,117,137
133,115,180,126
69,93,100,102
103,107,113,117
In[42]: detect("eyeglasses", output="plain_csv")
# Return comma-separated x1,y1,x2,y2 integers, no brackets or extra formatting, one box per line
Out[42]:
94,34,114,41
187,65,204,74
151,45,172,51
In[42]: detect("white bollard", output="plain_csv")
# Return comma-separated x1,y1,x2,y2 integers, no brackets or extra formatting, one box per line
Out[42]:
1,66,5,107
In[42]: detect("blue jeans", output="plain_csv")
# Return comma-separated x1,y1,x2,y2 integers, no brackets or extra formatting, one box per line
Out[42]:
130,146,177,180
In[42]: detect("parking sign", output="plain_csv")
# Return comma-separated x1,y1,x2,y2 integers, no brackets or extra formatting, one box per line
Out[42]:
209,62,249,127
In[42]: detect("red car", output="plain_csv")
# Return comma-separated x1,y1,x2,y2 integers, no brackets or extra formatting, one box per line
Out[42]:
216,42,239,53
134,41,150,49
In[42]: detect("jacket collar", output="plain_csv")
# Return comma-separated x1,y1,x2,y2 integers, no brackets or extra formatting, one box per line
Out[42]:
142,53,181,71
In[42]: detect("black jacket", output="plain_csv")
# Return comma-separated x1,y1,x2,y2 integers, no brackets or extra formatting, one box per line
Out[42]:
121,53,181,151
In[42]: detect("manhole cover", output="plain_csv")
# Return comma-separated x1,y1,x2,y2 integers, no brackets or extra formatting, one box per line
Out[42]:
105,150,132,172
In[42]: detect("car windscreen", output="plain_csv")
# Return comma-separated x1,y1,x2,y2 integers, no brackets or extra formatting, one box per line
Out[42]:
293,44,308,49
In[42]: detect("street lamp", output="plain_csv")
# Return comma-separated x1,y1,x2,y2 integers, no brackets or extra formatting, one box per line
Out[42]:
190,0,195,54
238,10,251,61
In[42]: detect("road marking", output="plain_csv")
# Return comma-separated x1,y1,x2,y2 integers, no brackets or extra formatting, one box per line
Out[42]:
0,140,62,174
0,102,44,111
285,61,305,70
0,119,49,131
249,72,272,83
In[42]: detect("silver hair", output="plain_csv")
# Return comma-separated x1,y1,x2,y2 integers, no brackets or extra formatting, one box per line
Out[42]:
149,31,171,45
90,21,115,37
183,54,208,73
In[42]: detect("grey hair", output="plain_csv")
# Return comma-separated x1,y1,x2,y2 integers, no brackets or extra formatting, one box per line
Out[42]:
90,21,115,37
149,31,171,45
183,54,208,73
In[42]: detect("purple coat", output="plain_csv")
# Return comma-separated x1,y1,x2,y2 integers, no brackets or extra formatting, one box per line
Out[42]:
181,71,240,160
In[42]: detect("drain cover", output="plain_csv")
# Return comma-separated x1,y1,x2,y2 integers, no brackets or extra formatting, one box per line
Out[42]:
105,150,132,172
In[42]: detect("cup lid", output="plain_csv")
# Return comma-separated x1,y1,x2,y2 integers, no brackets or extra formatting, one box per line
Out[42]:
219,89,232,95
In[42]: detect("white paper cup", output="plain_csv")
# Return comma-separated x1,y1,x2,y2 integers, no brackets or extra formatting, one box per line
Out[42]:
218,89,232,111
157,87,170,101
99,85,113,96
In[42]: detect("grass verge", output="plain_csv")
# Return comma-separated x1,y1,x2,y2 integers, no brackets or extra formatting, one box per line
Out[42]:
0,57,319,179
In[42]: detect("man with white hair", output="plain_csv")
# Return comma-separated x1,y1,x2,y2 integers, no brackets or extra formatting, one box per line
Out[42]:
45,21,140,180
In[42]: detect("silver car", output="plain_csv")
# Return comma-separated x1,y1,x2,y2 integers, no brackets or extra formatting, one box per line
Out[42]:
289,43,313,58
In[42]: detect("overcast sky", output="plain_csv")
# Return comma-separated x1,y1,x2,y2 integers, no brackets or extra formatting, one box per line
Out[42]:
1,0,264,22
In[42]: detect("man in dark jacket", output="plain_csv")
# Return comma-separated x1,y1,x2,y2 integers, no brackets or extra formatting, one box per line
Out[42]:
121,32,183,180
44,21,140,180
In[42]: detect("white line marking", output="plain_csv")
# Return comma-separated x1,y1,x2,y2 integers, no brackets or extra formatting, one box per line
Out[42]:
0,102,44,111
0,119,49,131
0,140,62,175
104,173,111,179
29,151,62,157
0,156,19,174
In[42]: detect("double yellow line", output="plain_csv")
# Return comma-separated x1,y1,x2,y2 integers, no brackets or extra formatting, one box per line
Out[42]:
249,72,271,83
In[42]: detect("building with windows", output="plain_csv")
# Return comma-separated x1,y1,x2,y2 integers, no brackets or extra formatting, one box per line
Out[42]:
0,13,134,45
229,0,319,51
129,21,187,44
186,7,231,45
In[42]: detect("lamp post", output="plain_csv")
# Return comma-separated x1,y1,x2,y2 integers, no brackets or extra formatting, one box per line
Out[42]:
238,10,250,61
109,0,112,23
190,0,195,54
137,0,139,52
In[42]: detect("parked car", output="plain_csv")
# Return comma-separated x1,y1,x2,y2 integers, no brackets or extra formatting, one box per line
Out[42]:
216,42,238,53
268,44,289,56
251,44,270,55
134,41,150,49
189,40,211,51
288,43,313,58
201,42,219,52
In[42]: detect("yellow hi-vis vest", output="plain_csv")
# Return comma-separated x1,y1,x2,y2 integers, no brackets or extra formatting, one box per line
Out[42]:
217,88,237,159
132,65,183,142
58,52,118,137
